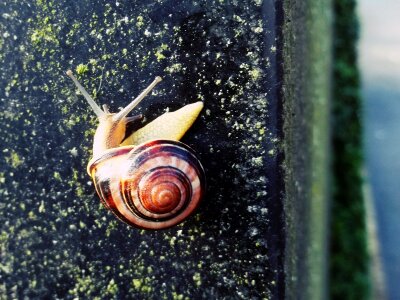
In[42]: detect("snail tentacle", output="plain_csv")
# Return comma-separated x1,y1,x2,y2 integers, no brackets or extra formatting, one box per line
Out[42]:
112,76,162,122
66,70,105,118
102,104,110,114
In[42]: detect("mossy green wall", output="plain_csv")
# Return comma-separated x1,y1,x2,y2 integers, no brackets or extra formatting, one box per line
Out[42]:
282,0,332,299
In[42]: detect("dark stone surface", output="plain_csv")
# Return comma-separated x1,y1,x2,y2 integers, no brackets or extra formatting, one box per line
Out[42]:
0,0,287,299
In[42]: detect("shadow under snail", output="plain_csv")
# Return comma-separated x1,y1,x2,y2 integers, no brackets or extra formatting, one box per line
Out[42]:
66,70,206,230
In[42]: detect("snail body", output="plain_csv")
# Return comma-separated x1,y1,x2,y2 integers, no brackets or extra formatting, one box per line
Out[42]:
66,71,205,229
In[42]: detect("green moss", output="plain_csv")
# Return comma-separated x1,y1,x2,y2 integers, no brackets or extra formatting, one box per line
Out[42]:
38,201,45,213
105,279,119,295
192,272,201,287
69,275,96,296
76,185,84,197
28,211,36,220
172,292,185,300
249,68,261,81
131,277,153,293
154,50,166,61
132,278,142,290
136,15,144,28
76,64,89,75
5,150,23,168
30,23,58,45
29,5,60,46
53,171,62,181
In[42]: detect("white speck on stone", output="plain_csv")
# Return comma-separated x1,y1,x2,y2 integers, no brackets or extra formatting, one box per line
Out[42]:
251,156,263,166
249,227,259,237
70,147,78,157
252,26,263,33
247,205,258,213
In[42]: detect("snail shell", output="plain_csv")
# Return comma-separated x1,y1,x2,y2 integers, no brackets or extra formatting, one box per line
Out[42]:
66,70,205,230
88,140,206,229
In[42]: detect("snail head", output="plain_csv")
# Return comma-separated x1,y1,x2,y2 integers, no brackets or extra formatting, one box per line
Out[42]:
66,70,162,157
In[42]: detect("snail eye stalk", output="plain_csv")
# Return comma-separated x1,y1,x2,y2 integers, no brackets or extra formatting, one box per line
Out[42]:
112,76,162,122
66,70,105,118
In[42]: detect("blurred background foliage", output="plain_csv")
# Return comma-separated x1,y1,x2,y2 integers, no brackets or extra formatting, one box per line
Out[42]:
330,0,370,299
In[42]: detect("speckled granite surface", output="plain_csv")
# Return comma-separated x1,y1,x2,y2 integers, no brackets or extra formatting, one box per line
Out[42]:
0,1,285,298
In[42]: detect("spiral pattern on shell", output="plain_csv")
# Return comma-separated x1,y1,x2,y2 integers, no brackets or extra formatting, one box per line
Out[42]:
88,140,206,230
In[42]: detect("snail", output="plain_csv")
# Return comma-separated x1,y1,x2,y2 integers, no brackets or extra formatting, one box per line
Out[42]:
66,70,206,230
